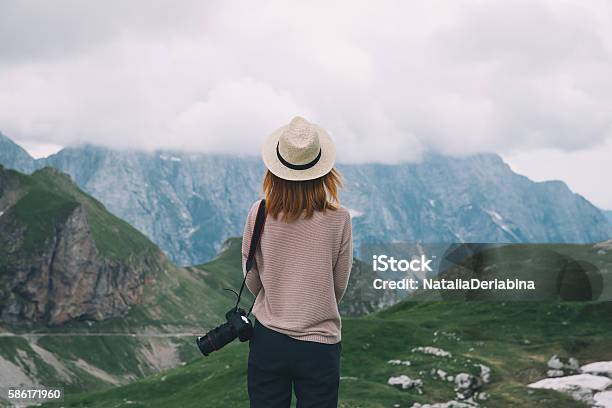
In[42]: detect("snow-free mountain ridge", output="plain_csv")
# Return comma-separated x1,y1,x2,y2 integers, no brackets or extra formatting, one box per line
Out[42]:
0,132,610,265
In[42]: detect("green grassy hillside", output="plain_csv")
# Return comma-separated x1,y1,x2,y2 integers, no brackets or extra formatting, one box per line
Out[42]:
0,167,262,398
2,165,611,406
42,301,612,408
0,165,157,262
0,238,254,396
0,166,254,331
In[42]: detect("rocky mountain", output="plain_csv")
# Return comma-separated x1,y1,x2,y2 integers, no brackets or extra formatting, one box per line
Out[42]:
0,165,252,394
0,132,35,173
0,165,169,326
340,154,610,246
605,210,612,225
42,146,264,266
0,133,610,265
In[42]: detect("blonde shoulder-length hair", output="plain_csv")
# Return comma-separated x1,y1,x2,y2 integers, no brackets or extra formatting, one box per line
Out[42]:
262,168,343,222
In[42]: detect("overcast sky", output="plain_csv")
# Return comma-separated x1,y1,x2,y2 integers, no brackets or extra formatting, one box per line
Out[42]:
1,1,611,208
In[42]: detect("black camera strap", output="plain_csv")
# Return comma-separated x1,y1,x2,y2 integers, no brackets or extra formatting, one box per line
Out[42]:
235,199,266,316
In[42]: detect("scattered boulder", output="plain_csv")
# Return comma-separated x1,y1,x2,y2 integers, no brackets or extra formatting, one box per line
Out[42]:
593,390,612,408
389,352,491,404
410,399,478,408
528,374,612,406
387,375,423,393
454,373,483,400
412,346,452,358
546,355,581,377
428,368,455,383
567,358,580,371
548,355,564,370
547,369,565,378
428,362,490,390
475,364,491,384
593,240,612,251
430,368,448,381
581,361,612,378
388,359,411,366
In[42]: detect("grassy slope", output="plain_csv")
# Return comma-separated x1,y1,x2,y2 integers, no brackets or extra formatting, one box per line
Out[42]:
3,166,611,405
1,167,254,334
43,301,612,408
0,166,157,263
26,167,157,260
0,239,253,395
0,168,256,395
4,235,403,397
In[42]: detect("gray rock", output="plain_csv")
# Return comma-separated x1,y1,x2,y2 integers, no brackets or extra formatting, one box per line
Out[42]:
547,355,581,377
475,364,491,384
411,400,478,408
454,373,483,400
0,167,164,326
529,374,612,406
413,346,452,358
581,361,612,378
387,375,423,393
548,355,564,370
547,369,565,378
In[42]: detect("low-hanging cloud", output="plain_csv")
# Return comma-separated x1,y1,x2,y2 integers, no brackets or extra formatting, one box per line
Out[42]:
0,0,611,165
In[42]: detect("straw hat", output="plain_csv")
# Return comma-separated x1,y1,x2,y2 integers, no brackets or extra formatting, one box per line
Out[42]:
262,116,336,181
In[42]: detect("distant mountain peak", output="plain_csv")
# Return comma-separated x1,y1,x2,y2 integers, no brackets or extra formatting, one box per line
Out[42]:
0,131,35,173
0,131,610,265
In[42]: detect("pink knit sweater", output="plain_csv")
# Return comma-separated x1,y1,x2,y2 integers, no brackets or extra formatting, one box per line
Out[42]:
242,200,353,344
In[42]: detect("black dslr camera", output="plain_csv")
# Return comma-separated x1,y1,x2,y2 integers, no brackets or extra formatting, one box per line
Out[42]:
196,199,266,356
196,307,254,356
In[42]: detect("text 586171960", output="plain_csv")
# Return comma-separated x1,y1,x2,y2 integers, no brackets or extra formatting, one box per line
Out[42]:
2,387,63,403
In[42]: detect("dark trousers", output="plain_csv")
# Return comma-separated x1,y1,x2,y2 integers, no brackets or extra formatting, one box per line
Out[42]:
248,320,341,408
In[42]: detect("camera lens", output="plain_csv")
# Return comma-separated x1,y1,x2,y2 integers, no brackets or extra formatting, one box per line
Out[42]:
196,308,254,356
196,322,239,356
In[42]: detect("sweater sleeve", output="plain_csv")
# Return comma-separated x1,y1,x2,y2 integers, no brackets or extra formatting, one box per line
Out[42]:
242,200,263,296
333,211,353,303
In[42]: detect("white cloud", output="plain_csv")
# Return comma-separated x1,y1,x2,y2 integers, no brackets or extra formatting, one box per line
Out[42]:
169,78,312,152
503,139,612,209
13,138,63,159
0,0,611,202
